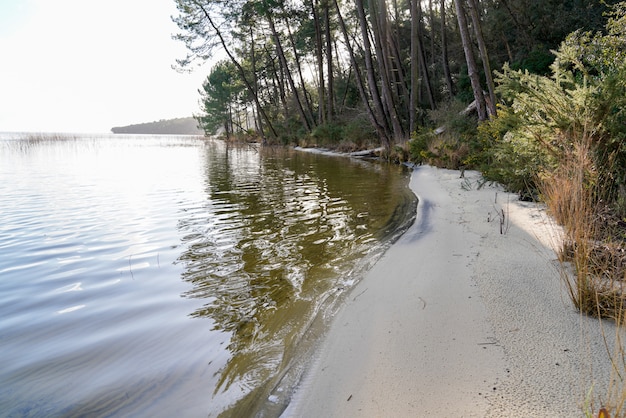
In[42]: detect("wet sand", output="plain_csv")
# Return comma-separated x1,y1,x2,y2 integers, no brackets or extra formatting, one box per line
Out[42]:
284,165,618,417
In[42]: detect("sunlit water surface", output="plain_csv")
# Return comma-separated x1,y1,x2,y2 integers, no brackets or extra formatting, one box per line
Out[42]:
0,134,416,417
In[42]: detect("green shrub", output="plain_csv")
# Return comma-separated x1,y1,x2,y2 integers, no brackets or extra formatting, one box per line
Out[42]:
310,123,343,145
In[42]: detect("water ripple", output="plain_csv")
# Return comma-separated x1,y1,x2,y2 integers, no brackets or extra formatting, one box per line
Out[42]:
0,135,416,417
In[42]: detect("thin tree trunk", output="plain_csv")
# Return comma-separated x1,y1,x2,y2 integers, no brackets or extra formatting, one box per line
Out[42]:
267,13,312,132
370,0,404,141
467,0,497,116
335,0,388,141
498,0,533,50
417,1,436,110
310,0,326,125
285,22,316,126
441,0,455,98
453,0,487,120
247,25,267,139
324,0,334,122
390,0,408,106
410,0,420,133
353,0,392,147
429,0,436,69
264,44,287,112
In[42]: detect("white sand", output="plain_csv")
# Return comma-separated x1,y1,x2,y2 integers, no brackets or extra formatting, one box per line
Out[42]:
284,165,619,417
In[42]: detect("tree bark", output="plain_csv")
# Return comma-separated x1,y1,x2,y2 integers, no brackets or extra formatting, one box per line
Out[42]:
250,28,265,138
410,0,420,133
467,0,497,116
267,13,313,132
453,0,487,120
324,0,334,122
417,0,436,111
441,0,455,98
310,0,326,125
429,0,436,69
285,17,316,126
334,0,374,124
369,0,404,141
353,0,392,147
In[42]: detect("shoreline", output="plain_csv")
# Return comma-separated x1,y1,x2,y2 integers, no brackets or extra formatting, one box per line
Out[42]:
283,165,617,417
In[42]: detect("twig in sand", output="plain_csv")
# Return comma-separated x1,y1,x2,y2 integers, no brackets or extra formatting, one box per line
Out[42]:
492,197,511,235
353,288,368,301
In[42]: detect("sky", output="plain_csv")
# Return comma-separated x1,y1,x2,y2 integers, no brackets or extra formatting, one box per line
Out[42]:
0,0,211,133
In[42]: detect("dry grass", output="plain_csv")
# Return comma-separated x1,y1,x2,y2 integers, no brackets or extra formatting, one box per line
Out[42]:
540,140,626,417
423,133,470,169
539,139,626,320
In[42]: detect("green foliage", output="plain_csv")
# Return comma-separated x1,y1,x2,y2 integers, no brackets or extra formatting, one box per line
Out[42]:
198,61,242,136
408,127,434,165
511,44,554,75
340,114,377,146
476,105,549,198
408,101,477,169
310,123,343,145
486,0,626,206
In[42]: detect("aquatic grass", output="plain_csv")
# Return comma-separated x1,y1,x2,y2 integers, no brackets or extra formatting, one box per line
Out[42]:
7,133,81,152
22,132,79,142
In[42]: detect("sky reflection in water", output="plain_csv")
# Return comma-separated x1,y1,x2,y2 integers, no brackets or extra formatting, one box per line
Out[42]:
0,135,415,416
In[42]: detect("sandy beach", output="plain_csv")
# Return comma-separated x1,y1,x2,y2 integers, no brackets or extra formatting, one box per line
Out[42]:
284,165,619,417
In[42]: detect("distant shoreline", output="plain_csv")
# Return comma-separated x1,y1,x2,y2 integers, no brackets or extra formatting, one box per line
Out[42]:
111,117,203,135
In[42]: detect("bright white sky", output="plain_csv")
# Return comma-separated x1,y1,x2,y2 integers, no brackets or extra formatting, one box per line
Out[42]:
0,0,210,133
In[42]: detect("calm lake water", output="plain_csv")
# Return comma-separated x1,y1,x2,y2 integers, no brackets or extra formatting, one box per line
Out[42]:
0,134,416,417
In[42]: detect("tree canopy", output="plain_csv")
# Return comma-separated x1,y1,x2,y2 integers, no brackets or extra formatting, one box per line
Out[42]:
173,0,620,148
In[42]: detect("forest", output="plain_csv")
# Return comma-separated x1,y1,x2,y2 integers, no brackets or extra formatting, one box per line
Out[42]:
173,0,615,147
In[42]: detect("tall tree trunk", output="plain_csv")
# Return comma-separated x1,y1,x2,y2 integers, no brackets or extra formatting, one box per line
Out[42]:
250,28,264,138
333,0,382,144
370,0,404,141
264,44,287,112
467,0,497,116
441,0,455,98
324,0,334,122
244,25,268,140
334,0,383,136
285,21,316,126
267,13,313,132
453,0,487,120
429,0,436,69
310,0,326,125
354,0,392,148
410,0,420,133
417,1,436,110
390,0,409,108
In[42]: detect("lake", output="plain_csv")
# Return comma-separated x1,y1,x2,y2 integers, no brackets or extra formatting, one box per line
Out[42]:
0,134,416,417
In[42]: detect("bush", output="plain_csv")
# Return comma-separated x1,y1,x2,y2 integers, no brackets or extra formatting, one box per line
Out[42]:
474,105,549,199
310,123,343,144
408,101,476,170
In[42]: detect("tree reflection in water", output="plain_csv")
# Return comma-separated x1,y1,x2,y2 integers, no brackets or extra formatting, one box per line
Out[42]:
176,141,416,416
